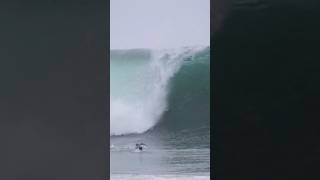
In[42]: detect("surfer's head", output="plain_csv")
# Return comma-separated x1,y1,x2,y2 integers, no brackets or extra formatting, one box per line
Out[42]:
135,143,144,151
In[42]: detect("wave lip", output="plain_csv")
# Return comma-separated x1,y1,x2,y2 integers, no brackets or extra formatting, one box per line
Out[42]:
110,46,209,136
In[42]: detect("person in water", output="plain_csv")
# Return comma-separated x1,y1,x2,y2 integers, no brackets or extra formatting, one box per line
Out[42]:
135,143,146,151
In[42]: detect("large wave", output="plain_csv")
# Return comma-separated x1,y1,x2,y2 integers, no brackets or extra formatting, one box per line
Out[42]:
110,46,210,136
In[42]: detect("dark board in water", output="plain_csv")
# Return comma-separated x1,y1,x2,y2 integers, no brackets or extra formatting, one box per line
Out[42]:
0,1,108,179
213,0,320,179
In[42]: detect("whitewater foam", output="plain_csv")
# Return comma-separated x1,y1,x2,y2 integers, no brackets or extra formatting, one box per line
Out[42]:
110,47,206,136
110,174,210,180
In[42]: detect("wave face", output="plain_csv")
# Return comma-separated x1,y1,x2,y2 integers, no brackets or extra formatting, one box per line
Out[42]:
110,47,210,136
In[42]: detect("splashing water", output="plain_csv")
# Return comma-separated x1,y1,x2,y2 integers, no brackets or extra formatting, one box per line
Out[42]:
110,47,205,136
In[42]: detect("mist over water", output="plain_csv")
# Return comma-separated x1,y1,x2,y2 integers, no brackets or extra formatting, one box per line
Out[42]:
110,47,206,135
110,46,210,179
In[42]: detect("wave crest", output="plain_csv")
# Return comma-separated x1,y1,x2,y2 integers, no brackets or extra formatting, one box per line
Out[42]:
110,46,209,136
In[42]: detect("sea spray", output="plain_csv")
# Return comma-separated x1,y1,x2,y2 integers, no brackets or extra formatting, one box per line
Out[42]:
110,47,205,136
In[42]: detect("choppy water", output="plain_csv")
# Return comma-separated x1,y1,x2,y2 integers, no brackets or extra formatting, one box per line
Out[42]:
110,132,210,179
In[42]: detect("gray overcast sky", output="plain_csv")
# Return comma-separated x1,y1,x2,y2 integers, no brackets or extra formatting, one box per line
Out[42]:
111,0,210,49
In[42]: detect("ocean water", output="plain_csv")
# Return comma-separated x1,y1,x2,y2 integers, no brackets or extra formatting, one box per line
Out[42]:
110,47,210,179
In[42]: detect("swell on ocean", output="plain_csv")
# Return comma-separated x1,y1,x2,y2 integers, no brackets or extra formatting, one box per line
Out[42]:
110,46,210,136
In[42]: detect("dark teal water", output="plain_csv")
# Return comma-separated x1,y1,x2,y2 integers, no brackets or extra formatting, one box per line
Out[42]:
110,47,210,179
